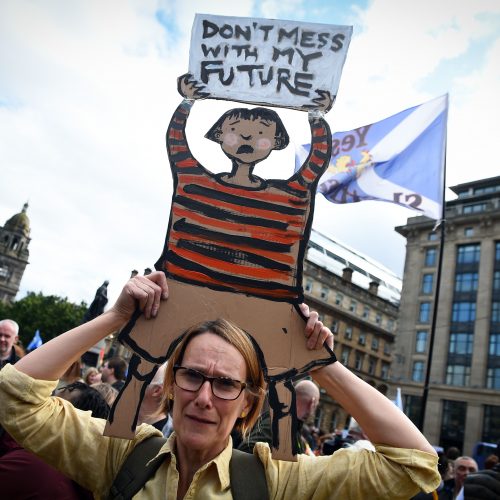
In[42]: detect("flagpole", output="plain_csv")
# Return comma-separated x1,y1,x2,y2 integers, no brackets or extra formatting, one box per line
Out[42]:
418,143,447,433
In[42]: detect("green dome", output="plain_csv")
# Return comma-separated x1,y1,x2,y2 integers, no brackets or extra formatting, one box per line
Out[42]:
5,203,30,237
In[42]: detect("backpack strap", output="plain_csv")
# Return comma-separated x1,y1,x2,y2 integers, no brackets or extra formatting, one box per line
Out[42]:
108,437,269,500
108,436,167,500
230,448,269,500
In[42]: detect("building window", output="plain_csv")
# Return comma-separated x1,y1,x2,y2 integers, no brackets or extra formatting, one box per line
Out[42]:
464,227,474,237
425,248,437,267
368,357,376,375
305,279,313,292
330,320,338,333
350,300,357,313
341,347,351,365
335,293,343,306
386,319,394,331
419,302,431,323
441,400,466,451
496,242,500,262
446,364,471,386
358,332,366,346
371,337,379,351
489,334,500,356
421,274,434,294
320,286,329,300
452,302,476,323
363,306,370,319
416,331,428,353
457,244,480,264
449,333,473,356
344,326,353,340
355,352,364,371
486,368,500,389
428,232,438,241
494,271,500,292
483,405,500,443
455,272,479,293
381,362,389,380
492,302,500,323
412,361,425,382
375,313,382,325
384,342,391,355
404,395,422,427
463,203,486,214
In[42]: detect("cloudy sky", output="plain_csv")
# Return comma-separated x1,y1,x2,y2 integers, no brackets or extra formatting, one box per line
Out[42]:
1,0,499,307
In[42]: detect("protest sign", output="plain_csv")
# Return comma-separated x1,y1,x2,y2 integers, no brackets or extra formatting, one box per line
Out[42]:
189,13,352,109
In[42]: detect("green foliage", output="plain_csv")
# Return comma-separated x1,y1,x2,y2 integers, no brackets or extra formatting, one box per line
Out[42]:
0,292,88,348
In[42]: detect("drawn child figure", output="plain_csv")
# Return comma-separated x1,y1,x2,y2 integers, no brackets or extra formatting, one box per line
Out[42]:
105,74,335,460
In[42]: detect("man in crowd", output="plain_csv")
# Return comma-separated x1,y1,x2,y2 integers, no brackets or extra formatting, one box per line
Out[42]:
461,441,500,499
440,456,478,499
137,362,173,437
101,356,127,391
0,319,20,370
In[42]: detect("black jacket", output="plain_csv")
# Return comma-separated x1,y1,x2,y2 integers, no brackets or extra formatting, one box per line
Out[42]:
0,347,20,371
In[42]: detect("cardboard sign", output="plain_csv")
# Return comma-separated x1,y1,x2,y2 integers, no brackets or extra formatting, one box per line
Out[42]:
189,13,352,109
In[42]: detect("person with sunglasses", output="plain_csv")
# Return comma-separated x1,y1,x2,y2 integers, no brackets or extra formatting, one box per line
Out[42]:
0,272,439,499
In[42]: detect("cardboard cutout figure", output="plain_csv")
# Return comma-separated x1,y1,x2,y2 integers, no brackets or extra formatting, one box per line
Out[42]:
104,75,335,460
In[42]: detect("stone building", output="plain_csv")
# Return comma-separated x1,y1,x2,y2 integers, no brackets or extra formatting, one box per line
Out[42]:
392,175,500,454
0,203,31,304
304,229,401,432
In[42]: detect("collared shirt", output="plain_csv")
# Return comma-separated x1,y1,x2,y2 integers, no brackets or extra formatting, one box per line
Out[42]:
0,364,440,499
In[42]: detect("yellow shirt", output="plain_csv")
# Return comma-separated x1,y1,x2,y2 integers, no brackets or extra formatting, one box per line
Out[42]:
0,364,440,499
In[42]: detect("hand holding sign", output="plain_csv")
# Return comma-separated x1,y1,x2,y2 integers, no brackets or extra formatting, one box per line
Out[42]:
177,73,209,99
301,89,335,114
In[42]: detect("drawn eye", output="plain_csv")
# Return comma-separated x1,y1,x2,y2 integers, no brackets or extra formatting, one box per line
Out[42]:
259,131,263,135
231,127,235,131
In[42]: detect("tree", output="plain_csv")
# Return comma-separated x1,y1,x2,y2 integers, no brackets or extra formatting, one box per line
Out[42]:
0,292,88,348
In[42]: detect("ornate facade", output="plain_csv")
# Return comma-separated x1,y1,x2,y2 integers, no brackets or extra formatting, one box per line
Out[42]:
0,203,31,303
304,229,401,432
392,176,500,454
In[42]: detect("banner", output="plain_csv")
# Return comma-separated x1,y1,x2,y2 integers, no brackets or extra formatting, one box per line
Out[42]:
27,329,43,351
295,95,448,220
189,13,352,109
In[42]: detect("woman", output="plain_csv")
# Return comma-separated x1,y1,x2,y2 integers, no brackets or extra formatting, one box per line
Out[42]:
0,272,440,499
83,366,102,385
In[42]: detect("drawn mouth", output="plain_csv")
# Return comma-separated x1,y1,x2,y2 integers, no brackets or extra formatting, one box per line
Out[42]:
236,145,254,154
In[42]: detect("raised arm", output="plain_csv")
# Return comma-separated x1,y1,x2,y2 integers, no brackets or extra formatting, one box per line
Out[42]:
295,90,334,185
299,303,436,455
15,272,168,380
167,74,208,171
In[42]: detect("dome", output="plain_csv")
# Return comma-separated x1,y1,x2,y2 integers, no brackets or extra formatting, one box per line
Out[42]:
4,203,31,237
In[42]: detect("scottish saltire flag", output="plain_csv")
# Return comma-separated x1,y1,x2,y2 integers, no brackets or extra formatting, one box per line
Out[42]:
392,387,404,412
27,329,43,351
295,95,448,220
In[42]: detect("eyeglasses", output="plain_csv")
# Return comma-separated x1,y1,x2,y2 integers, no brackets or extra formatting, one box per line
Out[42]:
173,365,248,401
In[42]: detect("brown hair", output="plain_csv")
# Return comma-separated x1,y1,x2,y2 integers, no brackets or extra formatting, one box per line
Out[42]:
161,319,266,437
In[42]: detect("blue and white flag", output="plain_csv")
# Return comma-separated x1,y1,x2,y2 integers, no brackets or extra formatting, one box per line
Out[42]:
296,95,448,220
27,329,43,351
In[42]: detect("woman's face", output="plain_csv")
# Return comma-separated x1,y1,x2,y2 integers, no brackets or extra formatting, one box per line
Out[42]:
171,332,252,460
88,371,101,384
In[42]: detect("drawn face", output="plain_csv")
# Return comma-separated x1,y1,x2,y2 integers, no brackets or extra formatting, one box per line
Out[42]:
171,332,251,460
219,116,277,164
